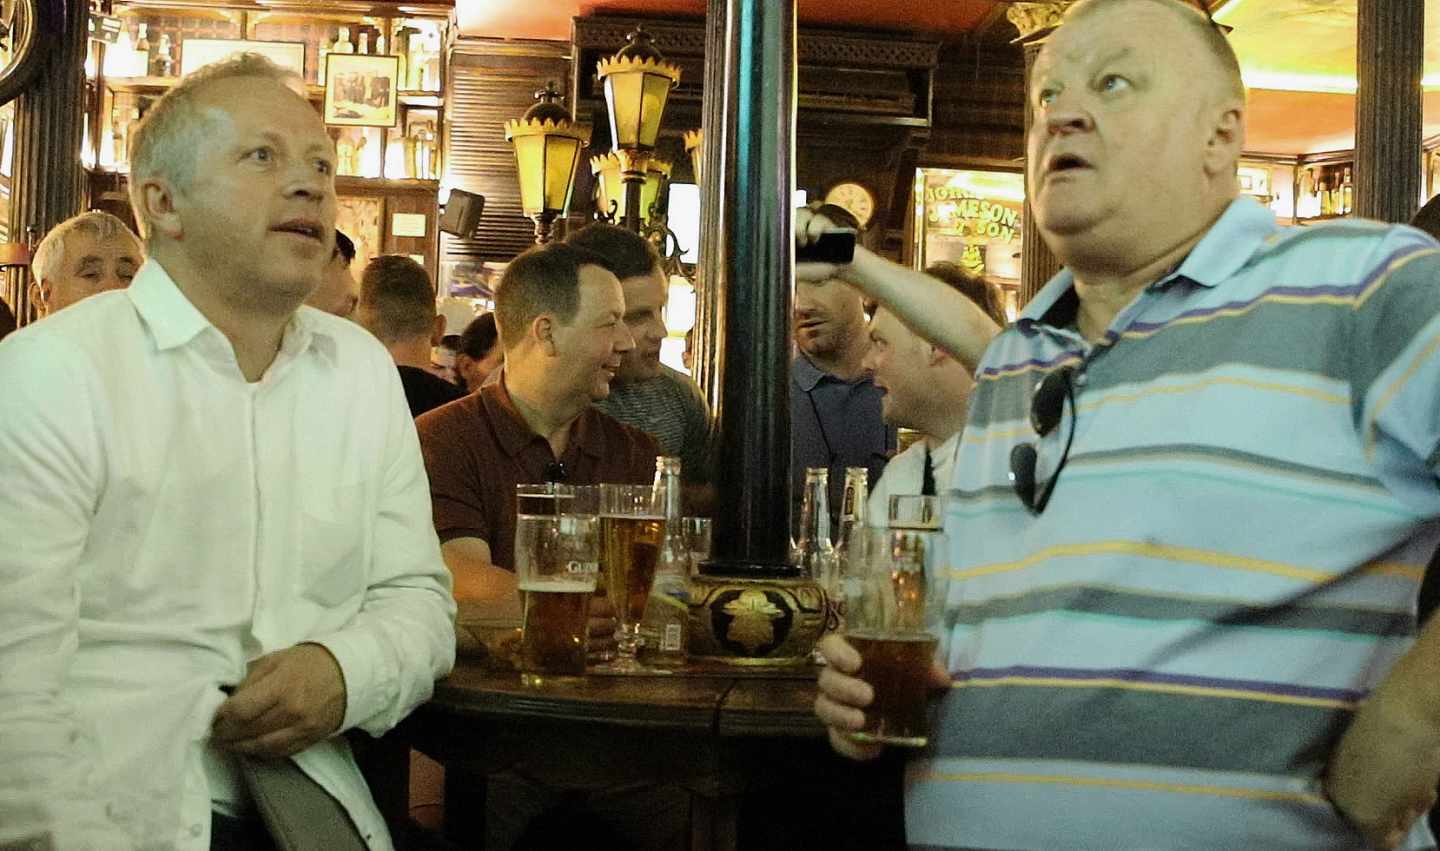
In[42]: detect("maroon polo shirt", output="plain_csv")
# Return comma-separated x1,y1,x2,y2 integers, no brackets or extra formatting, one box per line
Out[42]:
415,376,659,570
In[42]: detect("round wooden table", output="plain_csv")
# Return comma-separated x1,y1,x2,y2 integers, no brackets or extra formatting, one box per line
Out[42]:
371,656,830,851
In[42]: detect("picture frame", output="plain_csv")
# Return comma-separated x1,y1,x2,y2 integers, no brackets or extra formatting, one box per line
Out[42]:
324,54,400,128
180,39,306,78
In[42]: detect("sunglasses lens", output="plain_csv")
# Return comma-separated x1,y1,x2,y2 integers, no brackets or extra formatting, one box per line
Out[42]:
1009,443,1039,511
1030,368,1071,436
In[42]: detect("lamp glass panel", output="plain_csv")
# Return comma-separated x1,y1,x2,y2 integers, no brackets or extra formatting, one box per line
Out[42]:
603,73,644,147
638,74,673,148
595,164,623,216
512,136,546,215
542,137,582,213
639,173,664,224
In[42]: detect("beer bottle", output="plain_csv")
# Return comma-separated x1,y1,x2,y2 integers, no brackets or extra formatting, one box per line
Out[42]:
795,467,838,588
834,467,869,606
639,457,690,667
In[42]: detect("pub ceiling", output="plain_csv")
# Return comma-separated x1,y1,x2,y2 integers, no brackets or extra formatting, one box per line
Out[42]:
453,0,1440,154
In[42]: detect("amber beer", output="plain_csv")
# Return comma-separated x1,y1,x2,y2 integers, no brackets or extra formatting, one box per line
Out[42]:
519,580,592,679
599,514,663,624
847,630,940,748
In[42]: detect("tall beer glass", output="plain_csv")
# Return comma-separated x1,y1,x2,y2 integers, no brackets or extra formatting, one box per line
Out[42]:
516,485,596,684
598,483,664,670
846,497,948,748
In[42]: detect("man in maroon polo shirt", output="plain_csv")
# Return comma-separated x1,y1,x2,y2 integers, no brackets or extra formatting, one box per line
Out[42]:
415,242,682,850
415,242,657,602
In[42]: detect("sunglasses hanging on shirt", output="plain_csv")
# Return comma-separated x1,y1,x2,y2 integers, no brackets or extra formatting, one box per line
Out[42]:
1008,365,1078,515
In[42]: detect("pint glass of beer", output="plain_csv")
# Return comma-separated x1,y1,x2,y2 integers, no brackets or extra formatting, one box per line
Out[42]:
845,506,948,748
597,483,664,670
516,485,597,684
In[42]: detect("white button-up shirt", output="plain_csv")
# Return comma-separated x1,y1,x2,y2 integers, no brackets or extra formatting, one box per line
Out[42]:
0,261,456,851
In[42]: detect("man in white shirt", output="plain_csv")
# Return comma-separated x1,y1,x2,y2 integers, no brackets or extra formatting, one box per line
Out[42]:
864,263,1006,523
0,54,455,851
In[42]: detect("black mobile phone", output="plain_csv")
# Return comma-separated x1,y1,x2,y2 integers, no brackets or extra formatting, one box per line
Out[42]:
796,229,857,265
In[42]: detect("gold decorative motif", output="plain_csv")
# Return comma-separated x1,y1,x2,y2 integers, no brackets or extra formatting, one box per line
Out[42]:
722,589,785,654
1006,2,1075,43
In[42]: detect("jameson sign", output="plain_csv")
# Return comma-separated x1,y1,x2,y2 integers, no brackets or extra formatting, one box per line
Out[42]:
922,188,1021,242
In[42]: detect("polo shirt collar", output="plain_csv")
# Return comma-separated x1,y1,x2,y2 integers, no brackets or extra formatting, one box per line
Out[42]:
485,373,603,461
127,258,338,366
1017,196,1278,332
793,351,863,392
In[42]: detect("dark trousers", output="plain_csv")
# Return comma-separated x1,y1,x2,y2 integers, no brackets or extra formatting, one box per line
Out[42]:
210,812,276,851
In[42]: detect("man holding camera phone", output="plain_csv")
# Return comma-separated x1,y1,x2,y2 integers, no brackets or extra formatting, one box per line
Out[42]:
790,203,898,512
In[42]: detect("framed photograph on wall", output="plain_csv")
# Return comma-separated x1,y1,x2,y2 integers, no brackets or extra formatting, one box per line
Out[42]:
324,54,400,127
180,39,306,78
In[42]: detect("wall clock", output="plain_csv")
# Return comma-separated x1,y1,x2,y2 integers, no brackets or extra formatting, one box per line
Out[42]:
0,0,56,108
823,181,876,229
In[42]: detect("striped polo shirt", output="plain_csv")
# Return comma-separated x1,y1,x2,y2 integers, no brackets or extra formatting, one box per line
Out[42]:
908,197,1440,850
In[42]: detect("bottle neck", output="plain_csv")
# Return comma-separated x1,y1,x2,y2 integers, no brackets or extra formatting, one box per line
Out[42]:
800,478,831,545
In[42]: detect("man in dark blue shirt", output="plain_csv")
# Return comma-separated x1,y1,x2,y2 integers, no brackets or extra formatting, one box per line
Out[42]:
790,203,895,513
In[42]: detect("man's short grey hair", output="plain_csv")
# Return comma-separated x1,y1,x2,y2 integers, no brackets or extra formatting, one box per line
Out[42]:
1061,0,1245,101
33,211,142,284
127,53,304,239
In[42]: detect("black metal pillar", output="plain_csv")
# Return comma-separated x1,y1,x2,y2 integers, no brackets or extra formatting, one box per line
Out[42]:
1354,0,1423,223
705,0,796,574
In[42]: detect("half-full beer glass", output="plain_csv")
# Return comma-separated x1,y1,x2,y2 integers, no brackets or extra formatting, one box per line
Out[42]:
846,499,948,748
516,485,597,684
597,483,664,670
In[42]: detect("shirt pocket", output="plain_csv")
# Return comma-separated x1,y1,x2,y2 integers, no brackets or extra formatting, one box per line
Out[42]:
298,481,369,608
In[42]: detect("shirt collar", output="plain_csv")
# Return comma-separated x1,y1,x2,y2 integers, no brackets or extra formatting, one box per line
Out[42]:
1017,196,1278,331
484,373,603,461
126,258,338,366
792,351,867,392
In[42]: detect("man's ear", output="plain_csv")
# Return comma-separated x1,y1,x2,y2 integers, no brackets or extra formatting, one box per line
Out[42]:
926,343,950,368
1204,100,1246,179
532,315,557,356
30,278,50,315
431,314,446,346
138,176,184,240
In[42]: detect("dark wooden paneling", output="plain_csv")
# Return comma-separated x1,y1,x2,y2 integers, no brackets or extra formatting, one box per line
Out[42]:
442,40,571,265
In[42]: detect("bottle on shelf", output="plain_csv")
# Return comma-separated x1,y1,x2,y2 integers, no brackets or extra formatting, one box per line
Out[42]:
394,26,414,89
375,31,386,56
154,34,175,78
317,35,329,84
334,27,354,55
1318,177,1332,217
358,31,370,56
1341,167,1353,215
134,24,151,75
638,456,690,668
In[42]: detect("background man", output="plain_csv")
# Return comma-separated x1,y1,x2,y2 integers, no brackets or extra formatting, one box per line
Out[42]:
30,210,143,317
0,55,455,850
454,311,503,393
355,254,464,417
791,203,895,512
566,222,714,498
814,1,1440,849
304,228,358,317
863,263,1005,523
415,242,681,850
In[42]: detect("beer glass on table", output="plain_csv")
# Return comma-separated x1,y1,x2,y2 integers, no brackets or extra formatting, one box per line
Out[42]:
846,495,949,748
516,484,598,684
597,483,664,671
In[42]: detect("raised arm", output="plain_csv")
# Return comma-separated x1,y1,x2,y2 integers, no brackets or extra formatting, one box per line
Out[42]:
794,205,1002,373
